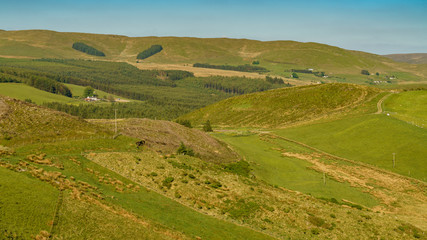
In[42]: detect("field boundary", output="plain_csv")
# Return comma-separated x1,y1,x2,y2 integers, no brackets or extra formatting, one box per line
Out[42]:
264,132,426,185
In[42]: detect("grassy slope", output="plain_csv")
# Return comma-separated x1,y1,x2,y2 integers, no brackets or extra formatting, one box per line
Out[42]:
0,30,425,83
274,114,427,181
384,53,427,64
0,167,58,239
0,83,77,104
0,96,110,145
0,98,275,240
383,90,427,127
180,83,380,128
214,132,378,207
90,118,240,163
1,98,425,239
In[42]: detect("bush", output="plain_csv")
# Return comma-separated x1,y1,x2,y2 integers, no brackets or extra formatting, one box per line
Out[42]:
361,69,370,75
291,72,299,78
223,160,251,177
203,120,213,132
175,119,192,128
252,60,259,65
162,177,175,189
176,142,195,156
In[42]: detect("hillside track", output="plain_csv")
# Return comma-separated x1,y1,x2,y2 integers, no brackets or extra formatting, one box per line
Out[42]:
375,92,394,114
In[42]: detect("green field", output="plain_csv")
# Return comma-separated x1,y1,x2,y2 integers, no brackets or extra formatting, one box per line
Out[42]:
64,83,131,100
0,83,77,104
383,90,427,128
274,114,427,181
214,132,378,207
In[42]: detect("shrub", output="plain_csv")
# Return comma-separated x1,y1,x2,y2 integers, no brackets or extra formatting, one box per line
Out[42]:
175,119,192,128
176,142,195,156
311,228,320,235
361,69,370,75
291,72,299,78
223,160,251,177
150,172,158,177
188,174,196,179
162,177,175,189
203,120,213,132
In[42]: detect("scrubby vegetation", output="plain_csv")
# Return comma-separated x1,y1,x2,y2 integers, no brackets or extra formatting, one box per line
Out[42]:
72,42,105,56
136,45,163,60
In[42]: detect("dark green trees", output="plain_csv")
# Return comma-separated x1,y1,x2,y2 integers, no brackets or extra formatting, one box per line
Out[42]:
176,142,195,156
137,45,163,60
361,70,370,75
203,120,213,132
83,86,95,97
291,72,299,78
72,42,105,56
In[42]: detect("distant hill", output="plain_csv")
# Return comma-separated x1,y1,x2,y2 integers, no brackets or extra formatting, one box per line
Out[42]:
1,30,426,83
383,53,427,64
179,83,380,128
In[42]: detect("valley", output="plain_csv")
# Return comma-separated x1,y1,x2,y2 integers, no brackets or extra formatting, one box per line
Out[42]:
0,30,426,239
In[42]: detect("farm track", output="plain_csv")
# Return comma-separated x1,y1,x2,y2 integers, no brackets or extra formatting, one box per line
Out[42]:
375,92,394,114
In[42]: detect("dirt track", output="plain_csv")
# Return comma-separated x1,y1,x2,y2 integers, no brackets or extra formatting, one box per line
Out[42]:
375,92,393,114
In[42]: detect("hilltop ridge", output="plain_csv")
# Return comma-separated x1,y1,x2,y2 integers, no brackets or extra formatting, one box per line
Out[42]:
1,29,426,84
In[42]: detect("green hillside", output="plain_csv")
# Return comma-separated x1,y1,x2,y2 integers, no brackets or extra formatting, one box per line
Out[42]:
274,114,427,181
1,97,426,239
180,83,381,128
0,30,426,84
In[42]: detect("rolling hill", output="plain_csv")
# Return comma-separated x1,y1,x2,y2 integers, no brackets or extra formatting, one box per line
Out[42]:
179,83,382,128
1,97,425,239
0,30,426,84
384,53,427,64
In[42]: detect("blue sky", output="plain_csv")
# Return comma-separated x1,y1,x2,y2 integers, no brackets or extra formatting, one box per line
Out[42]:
1,0,426,54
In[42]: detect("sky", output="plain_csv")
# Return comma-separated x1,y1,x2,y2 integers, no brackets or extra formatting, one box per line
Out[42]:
1,0,426,54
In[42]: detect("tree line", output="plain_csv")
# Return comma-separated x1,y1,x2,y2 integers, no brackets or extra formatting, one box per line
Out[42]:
193,63,269,73
72,42,105,57
0,68,72,97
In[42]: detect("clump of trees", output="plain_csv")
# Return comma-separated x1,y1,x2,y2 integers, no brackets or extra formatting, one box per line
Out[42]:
193,63,268,73
72,42,105,57
252,60,260,65
137,45,163,60
265,76,292,86
361,70,370,75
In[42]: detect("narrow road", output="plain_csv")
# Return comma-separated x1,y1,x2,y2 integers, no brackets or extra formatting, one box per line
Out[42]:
375,92,393,114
